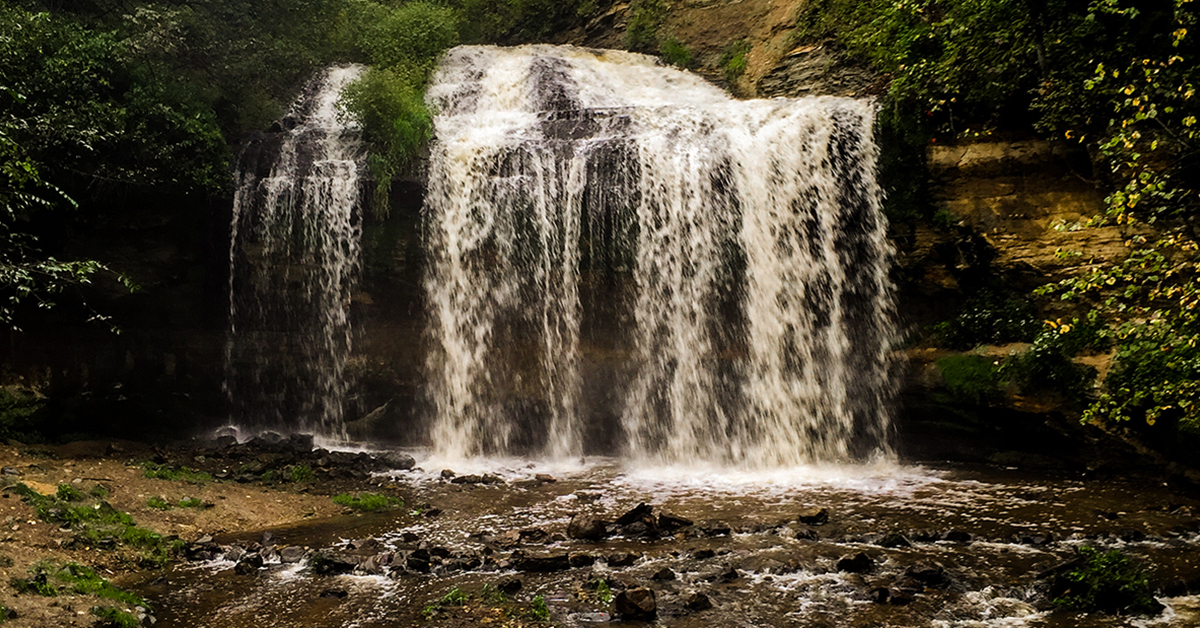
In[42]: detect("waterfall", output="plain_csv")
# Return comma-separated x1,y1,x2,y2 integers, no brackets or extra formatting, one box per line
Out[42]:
424,45,895,466
223,65,366,439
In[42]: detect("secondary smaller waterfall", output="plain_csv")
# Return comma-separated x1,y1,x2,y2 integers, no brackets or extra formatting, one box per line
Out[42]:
424,46,895,465
223,65,365,438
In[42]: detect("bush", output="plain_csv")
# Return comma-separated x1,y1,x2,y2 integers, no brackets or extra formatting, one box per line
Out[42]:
360,2,460,70
1002,328,1098,404
1088,319,1200,434
659,37,692,69
936,355,1004,405
1053,546,1161,615
719,39,751,84
932,290,1041,350
626,0,666,52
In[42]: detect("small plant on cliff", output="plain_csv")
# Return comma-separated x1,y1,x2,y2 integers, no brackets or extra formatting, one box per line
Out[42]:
288,464,315,483
527,594,550,621
626,0,667,52
1052,546,1161,615
720,39,751,85
660,37,692,69
331,492,403,512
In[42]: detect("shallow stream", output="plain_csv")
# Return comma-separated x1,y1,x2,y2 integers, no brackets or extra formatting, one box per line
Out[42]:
128,456,1200,627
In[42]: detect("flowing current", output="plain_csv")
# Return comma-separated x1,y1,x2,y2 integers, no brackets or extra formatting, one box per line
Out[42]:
224,65,365,438
424,46,894,465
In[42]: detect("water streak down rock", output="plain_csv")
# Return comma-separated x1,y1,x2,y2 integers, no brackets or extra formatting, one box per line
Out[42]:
224,65,366,439
424,45,895,464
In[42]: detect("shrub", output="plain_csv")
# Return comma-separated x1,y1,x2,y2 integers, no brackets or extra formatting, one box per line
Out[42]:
719,39,751,84
1053,546,1161,615
932,290,1041,350
936,355,1004,405
659,37,692,69
360,2,461,70
288,464,315,483
1088,319,1200,434
528,594,550,621
626,0,666,52
56,484,85,502
1002,328,1098,404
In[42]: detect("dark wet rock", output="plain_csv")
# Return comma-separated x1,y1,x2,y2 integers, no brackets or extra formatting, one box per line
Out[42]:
606,551,641,567
569,553,597,567
889,589,915,605
423,508,443,518
514,551,571,572
320,588,348,599
427,546,451,559
498,576,523,594
400,532,420,544
715,566,740,583
350,538,383,554
406,549,431,573
797,507,829,526
615,588,656,619
615,503,654,526
377,451,416,470
905,563,950,588
942,529,972,543
234,553,264,575
622,519,660,538
868,587,891,604
285,433,314,453
359,554,389,575
279,546,307,563
254,432,286,445
684,591,713,611
658,512,693,533
447,552,483,571
451,473,504,485
794,527,819,541
691,549,716,560
224,545,247,563
651,567,676,580
836,553,874,573
312,551,360,575
574,491,601,503
738,556,790,574
1,467,21,476
535,473,556,483
1116,528,1147,542
568,514,608,541
441,469,456,479
214,435,239,449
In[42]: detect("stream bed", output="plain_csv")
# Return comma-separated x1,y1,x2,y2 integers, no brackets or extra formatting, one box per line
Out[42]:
127,457,1200,627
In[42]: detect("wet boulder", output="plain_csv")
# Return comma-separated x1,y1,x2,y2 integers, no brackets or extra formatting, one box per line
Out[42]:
279,546,307,563
905,563,950,588
651,567,676,581
615,503,654,525
234,553,264,575
498,576,523,594
685,591,713,611
311,551,360,575
606,551,641,567
513,551,571,572
658,512,693,534
836,552,874,573
406,548,432,573
567,514,608,541
377,451,416,470
797,507,829,526
615,588,657,620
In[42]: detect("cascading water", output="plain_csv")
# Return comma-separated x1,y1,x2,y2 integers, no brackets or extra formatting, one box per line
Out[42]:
223,65,366,439
424,45,895,465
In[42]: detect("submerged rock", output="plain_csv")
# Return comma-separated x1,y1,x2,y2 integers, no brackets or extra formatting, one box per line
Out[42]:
615,588,656,619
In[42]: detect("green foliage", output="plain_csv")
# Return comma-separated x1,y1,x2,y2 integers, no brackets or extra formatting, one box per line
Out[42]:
595,578,613,604
422,585,468,619
936,355,1004,405
56,483,84,502
528,594,550,621
1053,546,1160,615
452,0,593,44
932,290,1041,350
177,497,203,508
1088,318,1200,433
0,387,45,442
719,39,751,84
89,484,110,499
359,2,460,70
91,606,141,628
331,492,403,512
341,67,434,215
260,470,277,483
480,583,506,604
626,0,667,53
288,464,315,483
146,496,171,511
660,37,692,69
12,561,147,608
1001,327,1098,403
140,462,212,485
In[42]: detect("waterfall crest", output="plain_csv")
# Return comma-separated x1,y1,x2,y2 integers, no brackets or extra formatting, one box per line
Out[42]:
423,45,895,466
223,65,366,438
